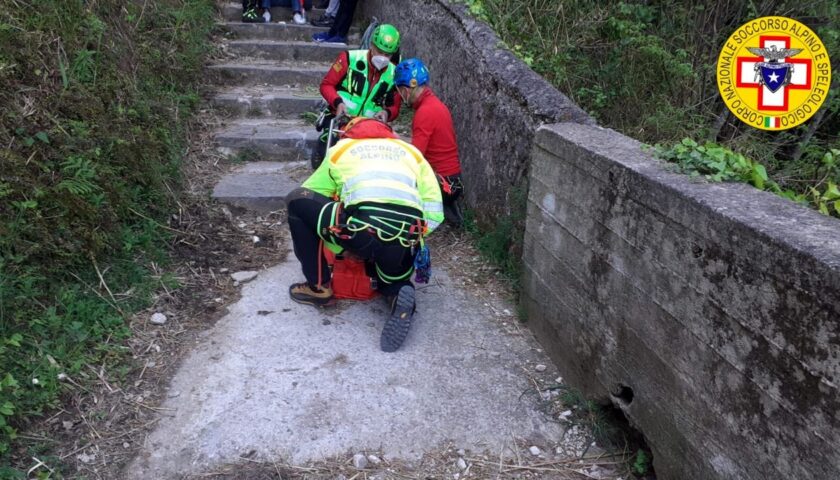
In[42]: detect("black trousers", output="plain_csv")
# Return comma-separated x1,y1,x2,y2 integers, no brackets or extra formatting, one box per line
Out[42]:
328,0,358,37
286,188,415,297
438,173,464,226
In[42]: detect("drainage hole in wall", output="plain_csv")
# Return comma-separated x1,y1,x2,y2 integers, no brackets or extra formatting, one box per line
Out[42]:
598,394,656,478
612,384,634,405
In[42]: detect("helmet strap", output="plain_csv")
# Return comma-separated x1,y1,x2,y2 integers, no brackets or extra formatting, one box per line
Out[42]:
407,85,424,106
399,86,416,107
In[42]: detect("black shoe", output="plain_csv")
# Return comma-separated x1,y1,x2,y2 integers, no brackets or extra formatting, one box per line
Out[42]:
241,7,260,23
310,14,335,27
380,285,415,352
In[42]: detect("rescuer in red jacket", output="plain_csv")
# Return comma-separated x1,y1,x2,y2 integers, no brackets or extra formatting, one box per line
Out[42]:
394,58,464,227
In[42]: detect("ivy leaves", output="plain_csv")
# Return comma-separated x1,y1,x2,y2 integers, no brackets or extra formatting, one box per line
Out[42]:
655,140,840,218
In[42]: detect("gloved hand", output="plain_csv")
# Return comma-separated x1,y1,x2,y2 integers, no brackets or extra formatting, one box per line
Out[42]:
335,102,348,119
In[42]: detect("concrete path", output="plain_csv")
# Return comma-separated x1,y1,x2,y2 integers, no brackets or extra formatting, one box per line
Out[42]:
126,255,564,478
125,4,571,477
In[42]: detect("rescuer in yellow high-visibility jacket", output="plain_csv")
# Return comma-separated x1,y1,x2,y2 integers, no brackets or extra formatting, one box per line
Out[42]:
286,117,443,352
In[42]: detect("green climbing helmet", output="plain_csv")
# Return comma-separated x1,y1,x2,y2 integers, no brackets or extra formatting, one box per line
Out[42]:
372,24,400,54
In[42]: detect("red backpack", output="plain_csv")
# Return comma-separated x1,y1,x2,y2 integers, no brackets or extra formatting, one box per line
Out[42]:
323,250,378,300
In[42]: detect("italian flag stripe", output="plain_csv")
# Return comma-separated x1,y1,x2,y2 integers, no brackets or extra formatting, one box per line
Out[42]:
764,116,779,128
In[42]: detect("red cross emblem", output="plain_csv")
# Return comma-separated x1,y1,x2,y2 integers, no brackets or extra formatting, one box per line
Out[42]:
736,35,811,111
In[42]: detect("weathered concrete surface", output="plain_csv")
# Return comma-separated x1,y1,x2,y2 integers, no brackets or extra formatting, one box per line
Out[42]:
212,161,310,212
522,122,840,480
125,253,563,479
226,40,347,63
214,118,319,159
207,62,328,87
211,86,322,117
219,22,360,42
357,0,593,223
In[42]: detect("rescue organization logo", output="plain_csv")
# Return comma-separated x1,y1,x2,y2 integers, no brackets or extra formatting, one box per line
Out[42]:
716,16,831,131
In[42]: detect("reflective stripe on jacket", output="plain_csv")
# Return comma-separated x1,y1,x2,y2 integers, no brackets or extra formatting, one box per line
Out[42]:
301,137,444,233
337,50,396,118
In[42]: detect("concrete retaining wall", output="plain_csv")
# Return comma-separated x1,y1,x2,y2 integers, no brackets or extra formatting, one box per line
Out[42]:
356,0,592,222
358,2,840,477
522,122,840,479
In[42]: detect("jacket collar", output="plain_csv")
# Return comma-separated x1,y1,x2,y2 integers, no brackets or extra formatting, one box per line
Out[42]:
412,87,433,109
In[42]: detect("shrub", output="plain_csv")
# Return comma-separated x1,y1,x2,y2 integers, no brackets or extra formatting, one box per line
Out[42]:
654,140,840,218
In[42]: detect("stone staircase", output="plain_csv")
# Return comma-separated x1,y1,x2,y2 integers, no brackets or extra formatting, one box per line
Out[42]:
210,2,359,211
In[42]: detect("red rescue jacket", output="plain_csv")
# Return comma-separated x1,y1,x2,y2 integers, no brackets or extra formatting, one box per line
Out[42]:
411,88,461,177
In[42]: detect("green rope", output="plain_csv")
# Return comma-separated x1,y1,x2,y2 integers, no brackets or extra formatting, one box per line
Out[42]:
375,264,413,283
316,202,340,242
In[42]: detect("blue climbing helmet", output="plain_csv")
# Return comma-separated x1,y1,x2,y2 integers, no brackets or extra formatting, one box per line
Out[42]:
394,58,430,88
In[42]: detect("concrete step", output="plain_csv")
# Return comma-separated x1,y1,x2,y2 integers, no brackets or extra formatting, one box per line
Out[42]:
212,161,310,212
207,62,328,87
219,2,325,22
214,118,320,161
211,86,324,117
226,39,346,62
218,22,358,42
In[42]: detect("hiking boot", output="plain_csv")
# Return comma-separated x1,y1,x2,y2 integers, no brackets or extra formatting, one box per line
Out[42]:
242,7,260,22
311,13,334,27
312,31,330,42
292,11,307,25
289,282,334,307
380,285,415,352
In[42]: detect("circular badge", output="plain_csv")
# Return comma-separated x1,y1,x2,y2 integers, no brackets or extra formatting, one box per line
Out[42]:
716,16,831,131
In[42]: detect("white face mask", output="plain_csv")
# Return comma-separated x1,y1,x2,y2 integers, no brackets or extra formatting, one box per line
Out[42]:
371,55,390,70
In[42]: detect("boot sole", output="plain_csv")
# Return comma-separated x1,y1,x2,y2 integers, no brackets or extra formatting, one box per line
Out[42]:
290,295,335,308
289,285,335,308
380,285,415,352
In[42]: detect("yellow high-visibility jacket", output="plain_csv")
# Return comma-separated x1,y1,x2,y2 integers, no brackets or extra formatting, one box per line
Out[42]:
302,136,444,237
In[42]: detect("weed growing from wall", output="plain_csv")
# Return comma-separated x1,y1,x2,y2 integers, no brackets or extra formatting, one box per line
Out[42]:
654,139,840,218
463,182,528,293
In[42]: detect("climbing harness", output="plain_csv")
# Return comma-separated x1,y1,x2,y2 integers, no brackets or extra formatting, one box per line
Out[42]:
343,205,427,248
317,201,426,249
314,200,430,288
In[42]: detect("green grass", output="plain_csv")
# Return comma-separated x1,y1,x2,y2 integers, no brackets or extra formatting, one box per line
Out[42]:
463,183,528,293
0,0,215,473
